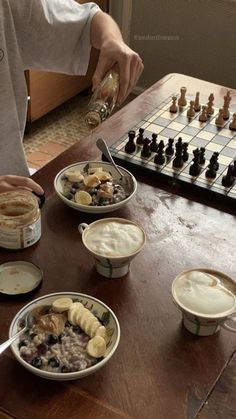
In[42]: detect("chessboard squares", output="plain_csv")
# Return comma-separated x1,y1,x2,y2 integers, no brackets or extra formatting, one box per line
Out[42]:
216,128,236,138
217,154,235,166
161,110,178,120
190,137,208,148
205,142,224,153
152,116,171,127
147,110,163,122
146,123,165,135
196,130,216,141
161,127,181,138
181,126,201,136
188,119,206,129
212,135,231,146
139,122,151,130
168,121,186,131
203,124,220,134
227,139,236,149
173,132,192,143
219,146,236,158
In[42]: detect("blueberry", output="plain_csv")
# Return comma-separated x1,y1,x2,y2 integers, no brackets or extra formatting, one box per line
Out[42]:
65,321,71,328
48,357,60,368
70,187,77,194
47,334,58,345
18,339,29,349
31,357,42,369
37,343,48,355
72,326,81,333
61,365,70,373
72,182,79,189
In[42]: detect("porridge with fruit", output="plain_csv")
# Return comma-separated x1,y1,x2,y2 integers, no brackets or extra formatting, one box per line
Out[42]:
18,298,110,373
61,164,128,206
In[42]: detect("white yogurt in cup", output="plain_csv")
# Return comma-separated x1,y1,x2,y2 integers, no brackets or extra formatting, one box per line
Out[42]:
172,268,236,336
78,218,146,278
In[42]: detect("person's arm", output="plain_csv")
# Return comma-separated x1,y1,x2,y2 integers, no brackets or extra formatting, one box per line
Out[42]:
90,12,144,103
0,176,44,195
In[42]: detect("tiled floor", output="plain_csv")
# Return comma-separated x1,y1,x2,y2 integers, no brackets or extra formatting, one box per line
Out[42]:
24,92,136,170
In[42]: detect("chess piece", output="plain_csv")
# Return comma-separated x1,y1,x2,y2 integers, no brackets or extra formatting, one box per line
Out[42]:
222,90,231,120
222,164,235,187
194,91,201,112
182,142,189,162
189,148,201,176
165,138,174,156
136,128,144,145
205,153,219,178
154,140,165,165
229,113,236,131
141,137,151,158
169,96,178,113
187,101,195,118
215,109,225,127
198,106,208,122
199,147,206,165
178,87,187,107
150,133,158,152
213,152,219,171
206,93,214,116
172,138,184,169
125,130,136,154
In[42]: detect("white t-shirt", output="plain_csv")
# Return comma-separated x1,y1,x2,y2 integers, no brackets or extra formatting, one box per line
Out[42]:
0,0,100,176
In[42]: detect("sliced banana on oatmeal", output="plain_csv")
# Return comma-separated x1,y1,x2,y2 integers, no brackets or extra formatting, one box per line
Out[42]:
95,325,109,344
88,167,103,174
83,174,100,188
95,171,112,181
86,336,106,358
52,297,74,313
74,190,92,205
68,302,84,325
64,170,84,182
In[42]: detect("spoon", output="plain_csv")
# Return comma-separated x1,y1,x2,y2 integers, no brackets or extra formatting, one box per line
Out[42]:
96,138,133,192
0,310,33,355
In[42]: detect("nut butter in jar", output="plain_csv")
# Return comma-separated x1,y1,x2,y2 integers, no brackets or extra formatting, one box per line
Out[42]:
0,191,41,249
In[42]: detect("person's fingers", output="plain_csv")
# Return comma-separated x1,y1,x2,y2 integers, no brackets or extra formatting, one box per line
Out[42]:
92,56,115,91
124,57,144,100
0,175,44,195
117,55,131,103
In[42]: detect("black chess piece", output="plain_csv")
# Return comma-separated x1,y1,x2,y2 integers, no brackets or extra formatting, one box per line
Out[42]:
165,138,174,156
125,130,136,154
182,142,189,162
205,154,218,179
136,128,144,145
212,152,219,171
172,138,184,169
199,147,206,165
141,137,151,158
154,140,165,165
150,133,158,152
189,148,201,176
222,164,235,187
232,160,236,178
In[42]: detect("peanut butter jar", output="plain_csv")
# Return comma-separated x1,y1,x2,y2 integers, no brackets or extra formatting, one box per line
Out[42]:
0,191,41,249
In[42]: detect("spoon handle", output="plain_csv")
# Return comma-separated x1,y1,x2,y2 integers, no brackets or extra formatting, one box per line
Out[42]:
96,138,123,177
0,327,26,355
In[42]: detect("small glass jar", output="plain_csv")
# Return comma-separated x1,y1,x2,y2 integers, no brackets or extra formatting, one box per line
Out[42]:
85,66,119,129
0,191,41,249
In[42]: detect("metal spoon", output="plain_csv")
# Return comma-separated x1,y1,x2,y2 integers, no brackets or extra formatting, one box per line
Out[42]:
0,310,33,355
96,138,133,192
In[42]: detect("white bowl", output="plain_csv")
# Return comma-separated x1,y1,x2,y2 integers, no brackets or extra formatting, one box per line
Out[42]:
54,161,137,213
9,292,120,381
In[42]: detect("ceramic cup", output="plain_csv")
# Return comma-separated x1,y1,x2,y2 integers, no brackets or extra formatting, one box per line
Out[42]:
171,268,236,336
78,218,146,278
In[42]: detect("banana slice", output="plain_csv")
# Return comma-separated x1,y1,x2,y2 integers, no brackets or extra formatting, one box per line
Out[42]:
68,302,84,325
52,297,73,313
84,316,97,336
80,309,94,330
74,191,92,205
83,174,100,188
64,170,84,182
88,167,103,174
95,325,109,344
89,319,101,337
86,336,106,358
95,171,112,181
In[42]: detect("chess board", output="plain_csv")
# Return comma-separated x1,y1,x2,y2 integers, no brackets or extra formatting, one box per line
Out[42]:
108,94,236,211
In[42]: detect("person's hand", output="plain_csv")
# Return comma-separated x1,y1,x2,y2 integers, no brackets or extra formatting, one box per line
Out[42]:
92,39,144,104
0,175,44,195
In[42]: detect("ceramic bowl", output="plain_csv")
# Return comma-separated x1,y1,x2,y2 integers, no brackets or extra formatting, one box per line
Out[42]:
9,292,120,381
54,161,137,213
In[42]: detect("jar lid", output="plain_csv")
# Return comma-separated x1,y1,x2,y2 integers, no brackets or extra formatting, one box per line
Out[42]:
0,261,43,296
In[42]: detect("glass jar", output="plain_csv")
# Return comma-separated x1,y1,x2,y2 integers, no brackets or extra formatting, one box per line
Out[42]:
0,191,41,249
85,66,119,129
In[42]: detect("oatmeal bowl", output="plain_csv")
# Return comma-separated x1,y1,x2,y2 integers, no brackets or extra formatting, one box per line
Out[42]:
54,161,137,213
9,292,120,380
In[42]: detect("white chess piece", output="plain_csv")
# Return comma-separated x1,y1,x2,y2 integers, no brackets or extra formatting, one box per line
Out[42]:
229,113,236,131
222,91,231,120
215,109,225,127
178,87,187,107
199,105,208,122
194,92,201,112
169,96,178,113
187,100,195,118
206,93,214,116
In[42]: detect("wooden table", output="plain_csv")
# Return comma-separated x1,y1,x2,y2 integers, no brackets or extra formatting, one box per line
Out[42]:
0,74,236,419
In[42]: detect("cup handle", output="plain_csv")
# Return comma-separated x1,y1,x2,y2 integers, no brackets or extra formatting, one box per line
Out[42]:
78,223,88,235
222,316,236,333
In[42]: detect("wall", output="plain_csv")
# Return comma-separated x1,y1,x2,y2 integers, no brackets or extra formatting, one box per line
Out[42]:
111,0,236,90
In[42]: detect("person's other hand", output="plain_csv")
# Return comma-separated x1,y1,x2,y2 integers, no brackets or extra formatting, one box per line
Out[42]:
0,175,44,195
92,39,144,104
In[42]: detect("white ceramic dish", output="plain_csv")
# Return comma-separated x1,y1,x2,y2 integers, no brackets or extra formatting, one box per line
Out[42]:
54,161,137,213
9,292,120,381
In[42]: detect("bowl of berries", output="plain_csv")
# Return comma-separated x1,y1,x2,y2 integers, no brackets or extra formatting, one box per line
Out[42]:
54,161,137,213
9,292,120,380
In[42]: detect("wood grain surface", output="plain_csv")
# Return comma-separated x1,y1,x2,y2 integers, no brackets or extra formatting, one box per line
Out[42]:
0,74,236,419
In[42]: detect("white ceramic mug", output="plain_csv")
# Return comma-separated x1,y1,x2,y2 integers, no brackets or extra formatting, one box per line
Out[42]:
78,218,146,279
171,268,236,336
